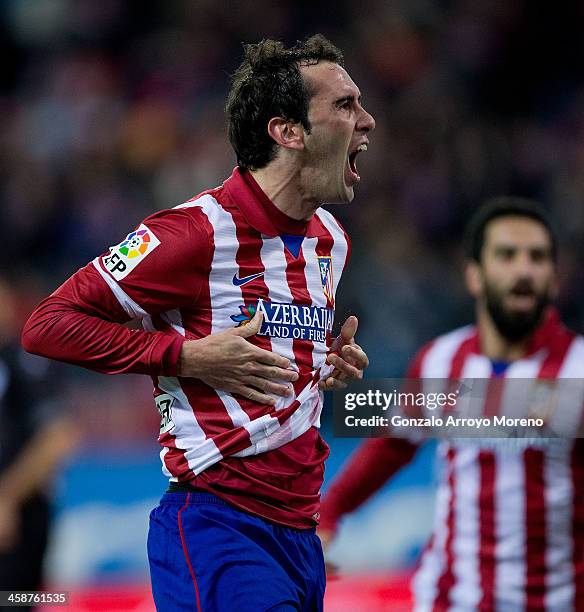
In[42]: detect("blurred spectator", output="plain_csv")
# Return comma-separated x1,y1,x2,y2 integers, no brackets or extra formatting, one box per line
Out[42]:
3,1,584,375
0,277,79,607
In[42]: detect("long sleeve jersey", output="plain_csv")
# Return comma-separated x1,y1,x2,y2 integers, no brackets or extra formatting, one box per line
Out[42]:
23,167,351,529
320,310,584,610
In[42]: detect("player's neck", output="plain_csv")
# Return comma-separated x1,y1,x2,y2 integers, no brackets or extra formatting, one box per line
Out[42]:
250,163,320,222
477,307,529,362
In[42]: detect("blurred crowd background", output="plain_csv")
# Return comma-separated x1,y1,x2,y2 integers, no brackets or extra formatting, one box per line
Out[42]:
3,0,584,602
4,0,584,375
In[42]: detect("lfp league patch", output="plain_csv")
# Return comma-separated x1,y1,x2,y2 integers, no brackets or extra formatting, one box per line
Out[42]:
318,256,334,304
102,224,160,280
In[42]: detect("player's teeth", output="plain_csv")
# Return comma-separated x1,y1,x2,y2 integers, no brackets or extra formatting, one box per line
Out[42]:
357,144,368,152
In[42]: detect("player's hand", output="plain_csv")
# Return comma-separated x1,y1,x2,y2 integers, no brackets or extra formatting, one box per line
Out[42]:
178,310,298,405
319,316,369,390
0,499,20,551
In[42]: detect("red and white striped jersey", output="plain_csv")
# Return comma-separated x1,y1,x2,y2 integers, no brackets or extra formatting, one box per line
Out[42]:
22,167,350,528
320,310,584,611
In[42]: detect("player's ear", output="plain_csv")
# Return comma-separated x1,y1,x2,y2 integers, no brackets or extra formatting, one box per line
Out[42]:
267,117,305,151
465,260,483,298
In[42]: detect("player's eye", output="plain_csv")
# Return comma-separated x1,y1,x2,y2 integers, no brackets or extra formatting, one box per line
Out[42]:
495,247,515,260
530,248,550,263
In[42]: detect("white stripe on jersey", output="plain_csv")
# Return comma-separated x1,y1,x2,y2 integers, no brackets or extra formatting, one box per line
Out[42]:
236,412,281,456
285,392,321,442
215,390,250,427
462,354,492,379
506,353,545,378
301,235,330,371
420,326,475,378
198,196,248,334
499,350,545,424
92,258,155,331
157,376,222,475
412,446,451,611
259,236,296,368
270,380,322,452
544,443,574,611
450,445,482,610
492,351,544,610
494,449,526,610
234,376,322,458
447,350,493,609
178,195,252,427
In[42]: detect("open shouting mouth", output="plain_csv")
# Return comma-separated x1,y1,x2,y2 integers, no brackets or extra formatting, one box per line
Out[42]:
345,142,368,185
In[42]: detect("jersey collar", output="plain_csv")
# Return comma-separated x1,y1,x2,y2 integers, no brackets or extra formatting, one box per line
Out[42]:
222,167,328,237
525,307,570,355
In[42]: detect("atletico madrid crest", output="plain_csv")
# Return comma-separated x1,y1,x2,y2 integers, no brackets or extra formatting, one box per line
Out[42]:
318,256,334,304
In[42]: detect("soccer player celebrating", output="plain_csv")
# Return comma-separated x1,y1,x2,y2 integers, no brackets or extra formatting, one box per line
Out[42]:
319,197,584,611
22,35,374,611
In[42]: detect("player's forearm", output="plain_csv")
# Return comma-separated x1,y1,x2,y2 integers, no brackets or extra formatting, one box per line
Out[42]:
319,437,418,532
0,418,79,506
22,294,183,376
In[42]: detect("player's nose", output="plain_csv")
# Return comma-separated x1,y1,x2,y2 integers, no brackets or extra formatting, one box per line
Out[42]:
516,250,539,274
357,107,376,133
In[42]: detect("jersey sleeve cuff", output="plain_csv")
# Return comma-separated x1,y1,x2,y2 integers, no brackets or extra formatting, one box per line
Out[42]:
160,335,186,377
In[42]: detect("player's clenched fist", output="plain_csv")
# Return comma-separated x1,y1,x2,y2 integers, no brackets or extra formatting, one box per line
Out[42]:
177,310,299,405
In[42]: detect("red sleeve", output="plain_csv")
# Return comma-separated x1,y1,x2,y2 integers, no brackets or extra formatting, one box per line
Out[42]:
319,343,435,533
22,207,211,376
319,437,418,533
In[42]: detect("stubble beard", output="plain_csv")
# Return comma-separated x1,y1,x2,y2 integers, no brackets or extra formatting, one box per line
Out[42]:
484,283,550,342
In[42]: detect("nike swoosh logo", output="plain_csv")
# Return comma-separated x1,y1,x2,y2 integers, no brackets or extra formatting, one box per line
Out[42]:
232,271,265,286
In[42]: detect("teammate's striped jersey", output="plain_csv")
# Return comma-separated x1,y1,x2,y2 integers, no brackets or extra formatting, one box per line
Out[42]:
320,310,584,611
22,167,350,528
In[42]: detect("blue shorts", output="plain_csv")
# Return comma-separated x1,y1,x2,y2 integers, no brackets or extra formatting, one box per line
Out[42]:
147,492,326,611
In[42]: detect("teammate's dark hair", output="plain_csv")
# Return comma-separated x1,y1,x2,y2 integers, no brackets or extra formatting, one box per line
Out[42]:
226,34,344,170
465,196,558,263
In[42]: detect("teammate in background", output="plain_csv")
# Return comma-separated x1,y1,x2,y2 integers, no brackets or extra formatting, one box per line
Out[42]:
320,197,584,611
0,278,79,611
22,35,374,611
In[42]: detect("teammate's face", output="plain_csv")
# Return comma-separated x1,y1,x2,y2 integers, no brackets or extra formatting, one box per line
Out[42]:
467,217,557,341
300,62,375,203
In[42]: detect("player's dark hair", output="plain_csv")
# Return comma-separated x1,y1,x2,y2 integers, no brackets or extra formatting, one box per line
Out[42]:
465,196,558,263
226,34,344,170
